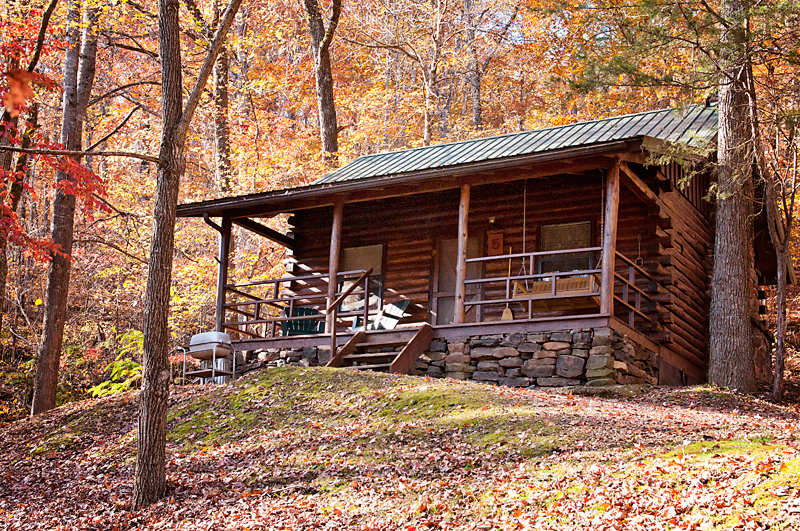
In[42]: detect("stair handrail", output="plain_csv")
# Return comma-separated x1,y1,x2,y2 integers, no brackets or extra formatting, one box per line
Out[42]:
326,268,374,312
326,268,373,359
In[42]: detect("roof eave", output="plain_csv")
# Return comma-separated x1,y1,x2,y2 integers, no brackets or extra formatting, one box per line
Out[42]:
177,138,645,219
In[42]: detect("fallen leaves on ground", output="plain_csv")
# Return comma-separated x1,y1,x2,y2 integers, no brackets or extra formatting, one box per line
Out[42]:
1,367,799,530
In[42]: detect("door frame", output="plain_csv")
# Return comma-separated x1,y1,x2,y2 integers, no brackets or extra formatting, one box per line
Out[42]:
430,236,483,325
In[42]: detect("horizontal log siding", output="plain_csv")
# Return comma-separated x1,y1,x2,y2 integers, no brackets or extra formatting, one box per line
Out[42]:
659,186,712,371
662,161,712,219
287,168,710,373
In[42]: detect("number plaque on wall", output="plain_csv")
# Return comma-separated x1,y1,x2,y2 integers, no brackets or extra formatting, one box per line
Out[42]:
487,230,503,256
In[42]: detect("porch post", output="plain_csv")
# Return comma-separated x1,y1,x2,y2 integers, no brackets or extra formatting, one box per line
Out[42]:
326,201,344,333
454,184,470,324
216,217,232,332
601,162,620,315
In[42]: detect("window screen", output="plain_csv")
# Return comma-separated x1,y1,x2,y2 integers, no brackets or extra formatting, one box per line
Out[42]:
538,222,592,274
341,244,383,275
339,244,383,311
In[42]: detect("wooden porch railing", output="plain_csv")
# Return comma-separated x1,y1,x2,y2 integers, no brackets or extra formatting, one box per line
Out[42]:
464,248,603,319
326,268,373,357
613,251,665,328
220,268,375,342
463,248,668,333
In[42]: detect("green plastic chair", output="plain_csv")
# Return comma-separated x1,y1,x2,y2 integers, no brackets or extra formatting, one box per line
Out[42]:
282,306,325,336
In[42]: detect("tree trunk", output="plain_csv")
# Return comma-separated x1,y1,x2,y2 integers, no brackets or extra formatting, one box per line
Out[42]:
0,112,18,330
1,104,39,334
132,0,184,507
212,0,232,192
708,0,756,393
463,0,481,128
302,0,341,161
773,245,787,399
133,0,242,507
31,3,99,415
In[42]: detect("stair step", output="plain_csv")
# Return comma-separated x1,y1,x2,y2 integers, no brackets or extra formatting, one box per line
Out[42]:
356,339,407,349
347,363,392,372
344,352,397,361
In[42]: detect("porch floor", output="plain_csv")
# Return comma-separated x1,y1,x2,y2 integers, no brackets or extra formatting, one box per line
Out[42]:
231,313,613,352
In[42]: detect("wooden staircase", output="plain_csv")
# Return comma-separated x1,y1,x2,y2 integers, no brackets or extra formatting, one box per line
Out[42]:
326,323,434,374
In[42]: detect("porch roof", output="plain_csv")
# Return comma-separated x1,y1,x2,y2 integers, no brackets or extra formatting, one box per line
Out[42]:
315,105,717,185
176,105,717,219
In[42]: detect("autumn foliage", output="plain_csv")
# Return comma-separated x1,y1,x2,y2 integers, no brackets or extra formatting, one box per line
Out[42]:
0,0,799,419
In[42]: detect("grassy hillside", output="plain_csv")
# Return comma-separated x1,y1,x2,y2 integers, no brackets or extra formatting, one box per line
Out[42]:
1,367,799,530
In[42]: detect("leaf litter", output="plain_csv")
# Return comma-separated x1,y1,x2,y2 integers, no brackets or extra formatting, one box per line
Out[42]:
1,367,799,530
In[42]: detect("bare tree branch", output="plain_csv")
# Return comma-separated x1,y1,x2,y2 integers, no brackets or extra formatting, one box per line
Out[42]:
175,0,244,140
28,0,59,72
74,238,148,264
87,105,140,150
1,146,158,163
88,80,160,107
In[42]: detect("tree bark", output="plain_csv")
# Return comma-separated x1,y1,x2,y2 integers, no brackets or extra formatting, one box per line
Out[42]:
708,0,756,393
772,241,787,399
0,111,18,330
212,0,232,192
463,0,481,128
31,3,99,415
302,0,341,161
133,0,242,507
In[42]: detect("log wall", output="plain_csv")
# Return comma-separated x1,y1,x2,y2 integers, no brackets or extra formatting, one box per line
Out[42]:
288,167,711,377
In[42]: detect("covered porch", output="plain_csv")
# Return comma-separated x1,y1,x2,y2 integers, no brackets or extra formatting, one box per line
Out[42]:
176,106,721,384
201,159,673,362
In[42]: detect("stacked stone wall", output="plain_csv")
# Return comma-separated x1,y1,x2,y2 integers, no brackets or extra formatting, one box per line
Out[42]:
412,327,659,388
237,327,660,388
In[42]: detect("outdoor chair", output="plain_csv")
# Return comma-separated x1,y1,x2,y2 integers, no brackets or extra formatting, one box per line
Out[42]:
282,306,325,336
351,299,411,331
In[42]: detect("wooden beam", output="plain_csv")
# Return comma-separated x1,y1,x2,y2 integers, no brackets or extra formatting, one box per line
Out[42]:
326,330,365,368
216,217,232,332
391,323,434,374
601,163,620,314
454,185,470,324
326,202,344,333
233,217,295,250
619,161,668,211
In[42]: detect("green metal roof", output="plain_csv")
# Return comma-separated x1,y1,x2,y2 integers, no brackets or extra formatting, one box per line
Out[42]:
314,105,717,185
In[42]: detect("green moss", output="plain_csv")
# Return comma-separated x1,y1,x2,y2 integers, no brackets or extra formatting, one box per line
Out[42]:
661,438,778,461
31,431,81,455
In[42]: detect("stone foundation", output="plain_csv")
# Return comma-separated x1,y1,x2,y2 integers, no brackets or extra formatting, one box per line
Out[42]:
240,326,660,388
412,327,659,388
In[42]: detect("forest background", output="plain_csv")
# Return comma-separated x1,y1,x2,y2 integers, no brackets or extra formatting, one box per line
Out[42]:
1,0,798,421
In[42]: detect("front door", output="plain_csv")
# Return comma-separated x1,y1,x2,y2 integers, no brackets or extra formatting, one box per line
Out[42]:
431,238,481,325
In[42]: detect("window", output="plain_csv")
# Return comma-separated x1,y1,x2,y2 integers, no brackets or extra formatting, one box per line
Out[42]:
538,221,593,274
339,244,383,312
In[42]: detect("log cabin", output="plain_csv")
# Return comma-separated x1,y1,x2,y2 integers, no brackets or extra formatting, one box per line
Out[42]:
176,105,784,387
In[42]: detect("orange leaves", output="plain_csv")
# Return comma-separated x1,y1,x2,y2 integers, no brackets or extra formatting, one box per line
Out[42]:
2,70,54,117
2,69,34,117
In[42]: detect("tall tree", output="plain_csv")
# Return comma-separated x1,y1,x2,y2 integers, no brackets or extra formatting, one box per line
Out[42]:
31,1,101,415
301,0,341,160
0,0,56,342
132,0,242,507
707,0,756,392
